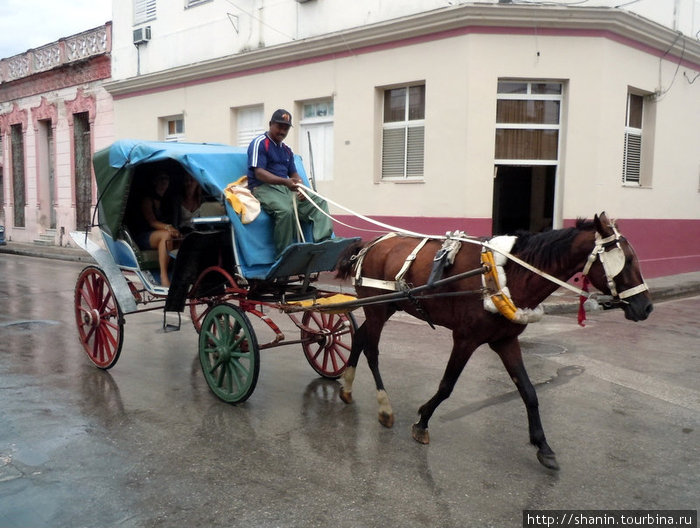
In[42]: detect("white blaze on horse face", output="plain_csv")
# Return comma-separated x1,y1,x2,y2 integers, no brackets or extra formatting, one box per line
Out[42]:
342,366,356,394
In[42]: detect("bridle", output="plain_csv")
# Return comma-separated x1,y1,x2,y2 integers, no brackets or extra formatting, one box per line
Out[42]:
581,224,648,302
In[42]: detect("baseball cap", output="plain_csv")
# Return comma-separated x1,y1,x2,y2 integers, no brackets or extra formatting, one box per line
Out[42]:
271,109,293,127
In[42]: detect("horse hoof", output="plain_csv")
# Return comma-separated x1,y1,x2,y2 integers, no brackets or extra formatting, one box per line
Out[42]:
378,412,395,428
537,451,560,470
411,423,430,444
339,389,353,404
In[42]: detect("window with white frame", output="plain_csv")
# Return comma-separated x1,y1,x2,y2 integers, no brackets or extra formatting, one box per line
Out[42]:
161,115,184,142
300,99,334,182
185,0,212,7
236,105,265,147
134,0,156,25
495,81,562,163
622,92,643,185
381,84,425,180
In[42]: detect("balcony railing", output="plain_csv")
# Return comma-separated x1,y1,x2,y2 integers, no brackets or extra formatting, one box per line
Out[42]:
0,23,111,84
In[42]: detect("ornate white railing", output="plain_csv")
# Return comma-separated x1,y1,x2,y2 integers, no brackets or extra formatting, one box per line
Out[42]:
1,23,111,83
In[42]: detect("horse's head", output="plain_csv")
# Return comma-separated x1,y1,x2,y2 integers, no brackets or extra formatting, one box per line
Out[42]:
582,213,653,321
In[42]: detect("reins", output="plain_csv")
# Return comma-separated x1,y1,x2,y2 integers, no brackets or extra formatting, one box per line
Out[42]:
296,185,596,299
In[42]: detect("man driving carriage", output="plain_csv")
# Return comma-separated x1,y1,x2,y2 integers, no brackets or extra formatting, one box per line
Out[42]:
247,109,333,258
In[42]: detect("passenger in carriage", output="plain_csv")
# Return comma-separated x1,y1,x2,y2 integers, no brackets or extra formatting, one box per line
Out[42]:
247,109,333,257
178,172,203,233
133,171,180,287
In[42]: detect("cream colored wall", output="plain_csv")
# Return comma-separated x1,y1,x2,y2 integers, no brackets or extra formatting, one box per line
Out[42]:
113,30,700,224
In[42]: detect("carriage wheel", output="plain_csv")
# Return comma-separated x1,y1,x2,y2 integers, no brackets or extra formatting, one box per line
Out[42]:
301,311,356,379
74,266,124,369
199,303,260,403
190,299,216,333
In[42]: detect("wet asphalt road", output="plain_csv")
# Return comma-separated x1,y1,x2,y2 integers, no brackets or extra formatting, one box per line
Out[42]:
0,254,698,528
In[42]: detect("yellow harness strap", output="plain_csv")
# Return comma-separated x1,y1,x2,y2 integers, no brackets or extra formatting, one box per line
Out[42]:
481,249,519,321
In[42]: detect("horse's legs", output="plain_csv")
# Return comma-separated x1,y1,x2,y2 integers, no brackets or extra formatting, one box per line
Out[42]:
490,338,559,471
339,306,395,428
412,332,478,445
339,322,366,404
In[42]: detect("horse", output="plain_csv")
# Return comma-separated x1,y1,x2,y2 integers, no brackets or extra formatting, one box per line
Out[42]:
335,213,653,470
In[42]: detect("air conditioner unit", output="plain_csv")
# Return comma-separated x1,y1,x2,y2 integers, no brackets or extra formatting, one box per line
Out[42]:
133,26,151,45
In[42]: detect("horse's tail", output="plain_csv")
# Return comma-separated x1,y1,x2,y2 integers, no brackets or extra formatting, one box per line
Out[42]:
335,239,365,280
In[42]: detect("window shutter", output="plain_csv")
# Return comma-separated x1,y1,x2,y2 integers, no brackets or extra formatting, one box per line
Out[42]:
622,132,641,184
406,125,424,178
237,106,264,147
382,128,406,178
134,0,156,25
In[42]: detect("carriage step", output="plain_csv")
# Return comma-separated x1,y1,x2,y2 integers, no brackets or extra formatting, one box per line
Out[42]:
159,311,182,333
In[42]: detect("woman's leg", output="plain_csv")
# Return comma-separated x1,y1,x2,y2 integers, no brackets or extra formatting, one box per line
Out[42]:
149,230,173,286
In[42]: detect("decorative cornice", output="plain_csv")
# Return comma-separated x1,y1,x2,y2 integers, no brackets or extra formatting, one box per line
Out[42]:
31,96,58,129
65,87,96,123
105,5,700,98
0,102,29,134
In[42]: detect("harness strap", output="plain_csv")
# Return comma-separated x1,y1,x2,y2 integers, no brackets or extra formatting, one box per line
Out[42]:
395,237,430,285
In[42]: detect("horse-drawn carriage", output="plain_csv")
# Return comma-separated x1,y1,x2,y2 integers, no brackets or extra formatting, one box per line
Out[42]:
73,139,653,470
72,139,359,403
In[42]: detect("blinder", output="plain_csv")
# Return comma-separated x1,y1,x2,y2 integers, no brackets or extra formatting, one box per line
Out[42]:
581,226,648,302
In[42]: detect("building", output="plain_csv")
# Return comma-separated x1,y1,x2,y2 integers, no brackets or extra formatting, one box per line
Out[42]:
0,23,113,245
21,1,700,279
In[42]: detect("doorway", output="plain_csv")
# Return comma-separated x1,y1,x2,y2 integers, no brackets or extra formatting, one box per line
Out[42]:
73,112,92,230
492,165,555,235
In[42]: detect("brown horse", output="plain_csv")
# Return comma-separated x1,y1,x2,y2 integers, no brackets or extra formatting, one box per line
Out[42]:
335,213,652,470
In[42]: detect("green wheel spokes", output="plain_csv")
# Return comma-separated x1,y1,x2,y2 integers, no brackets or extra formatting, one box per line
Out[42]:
198,304,259,403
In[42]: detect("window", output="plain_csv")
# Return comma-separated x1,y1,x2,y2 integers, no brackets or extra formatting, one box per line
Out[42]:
495,81,562,162
11,124,25,228
235,105,265,147
300,99,334,182
134,0,156,25
493,80,563,234
161,115,184,142
381,84,425,180
185,0,212,7
622,93,643,185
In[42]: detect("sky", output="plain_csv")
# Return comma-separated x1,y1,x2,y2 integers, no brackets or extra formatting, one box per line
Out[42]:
0,0,112,59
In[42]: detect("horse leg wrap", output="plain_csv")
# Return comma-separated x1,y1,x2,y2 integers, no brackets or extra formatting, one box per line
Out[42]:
377,390,395,428
340,366,355,404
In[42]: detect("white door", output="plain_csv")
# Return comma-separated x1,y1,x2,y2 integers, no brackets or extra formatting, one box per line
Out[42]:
299,121,333,185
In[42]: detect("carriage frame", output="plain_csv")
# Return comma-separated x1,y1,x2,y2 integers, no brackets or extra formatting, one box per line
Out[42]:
73,139,361,403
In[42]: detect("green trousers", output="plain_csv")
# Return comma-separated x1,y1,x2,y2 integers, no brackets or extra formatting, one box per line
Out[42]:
252,184,334,257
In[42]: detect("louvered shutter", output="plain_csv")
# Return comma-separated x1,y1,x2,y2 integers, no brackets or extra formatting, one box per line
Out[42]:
382,128,406,178
134,0,156,25
406,125,424,178
622,132,641,184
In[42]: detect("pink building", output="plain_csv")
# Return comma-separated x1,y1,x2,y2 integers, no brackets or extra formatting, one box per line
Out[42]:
0,23,113,245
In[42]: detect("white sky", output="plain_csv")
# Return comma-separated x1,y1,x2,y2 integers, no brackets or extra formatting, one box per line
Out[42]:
0,0,112,59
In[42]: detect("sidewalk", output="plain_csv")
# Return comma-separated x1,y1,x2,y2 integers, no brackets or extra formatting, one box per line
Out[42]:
2,240,699,314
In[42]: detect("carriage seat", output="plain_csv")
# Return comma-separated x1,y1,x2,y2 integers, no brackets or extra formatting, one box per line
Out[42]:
101,228,160,271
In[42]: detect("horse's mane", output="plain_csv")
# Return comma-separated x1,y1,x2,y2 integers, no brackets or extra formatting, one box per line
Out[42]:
509,218,596,269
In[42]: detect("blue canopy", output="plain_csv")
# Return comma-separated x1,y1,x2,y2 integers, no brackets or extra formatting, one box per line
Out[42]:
94,139,321,279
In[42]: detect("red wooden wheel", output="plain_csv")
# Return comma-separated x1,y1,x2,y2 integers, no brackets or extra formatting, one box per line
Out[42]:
74,266,124,369
301,311,356,379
